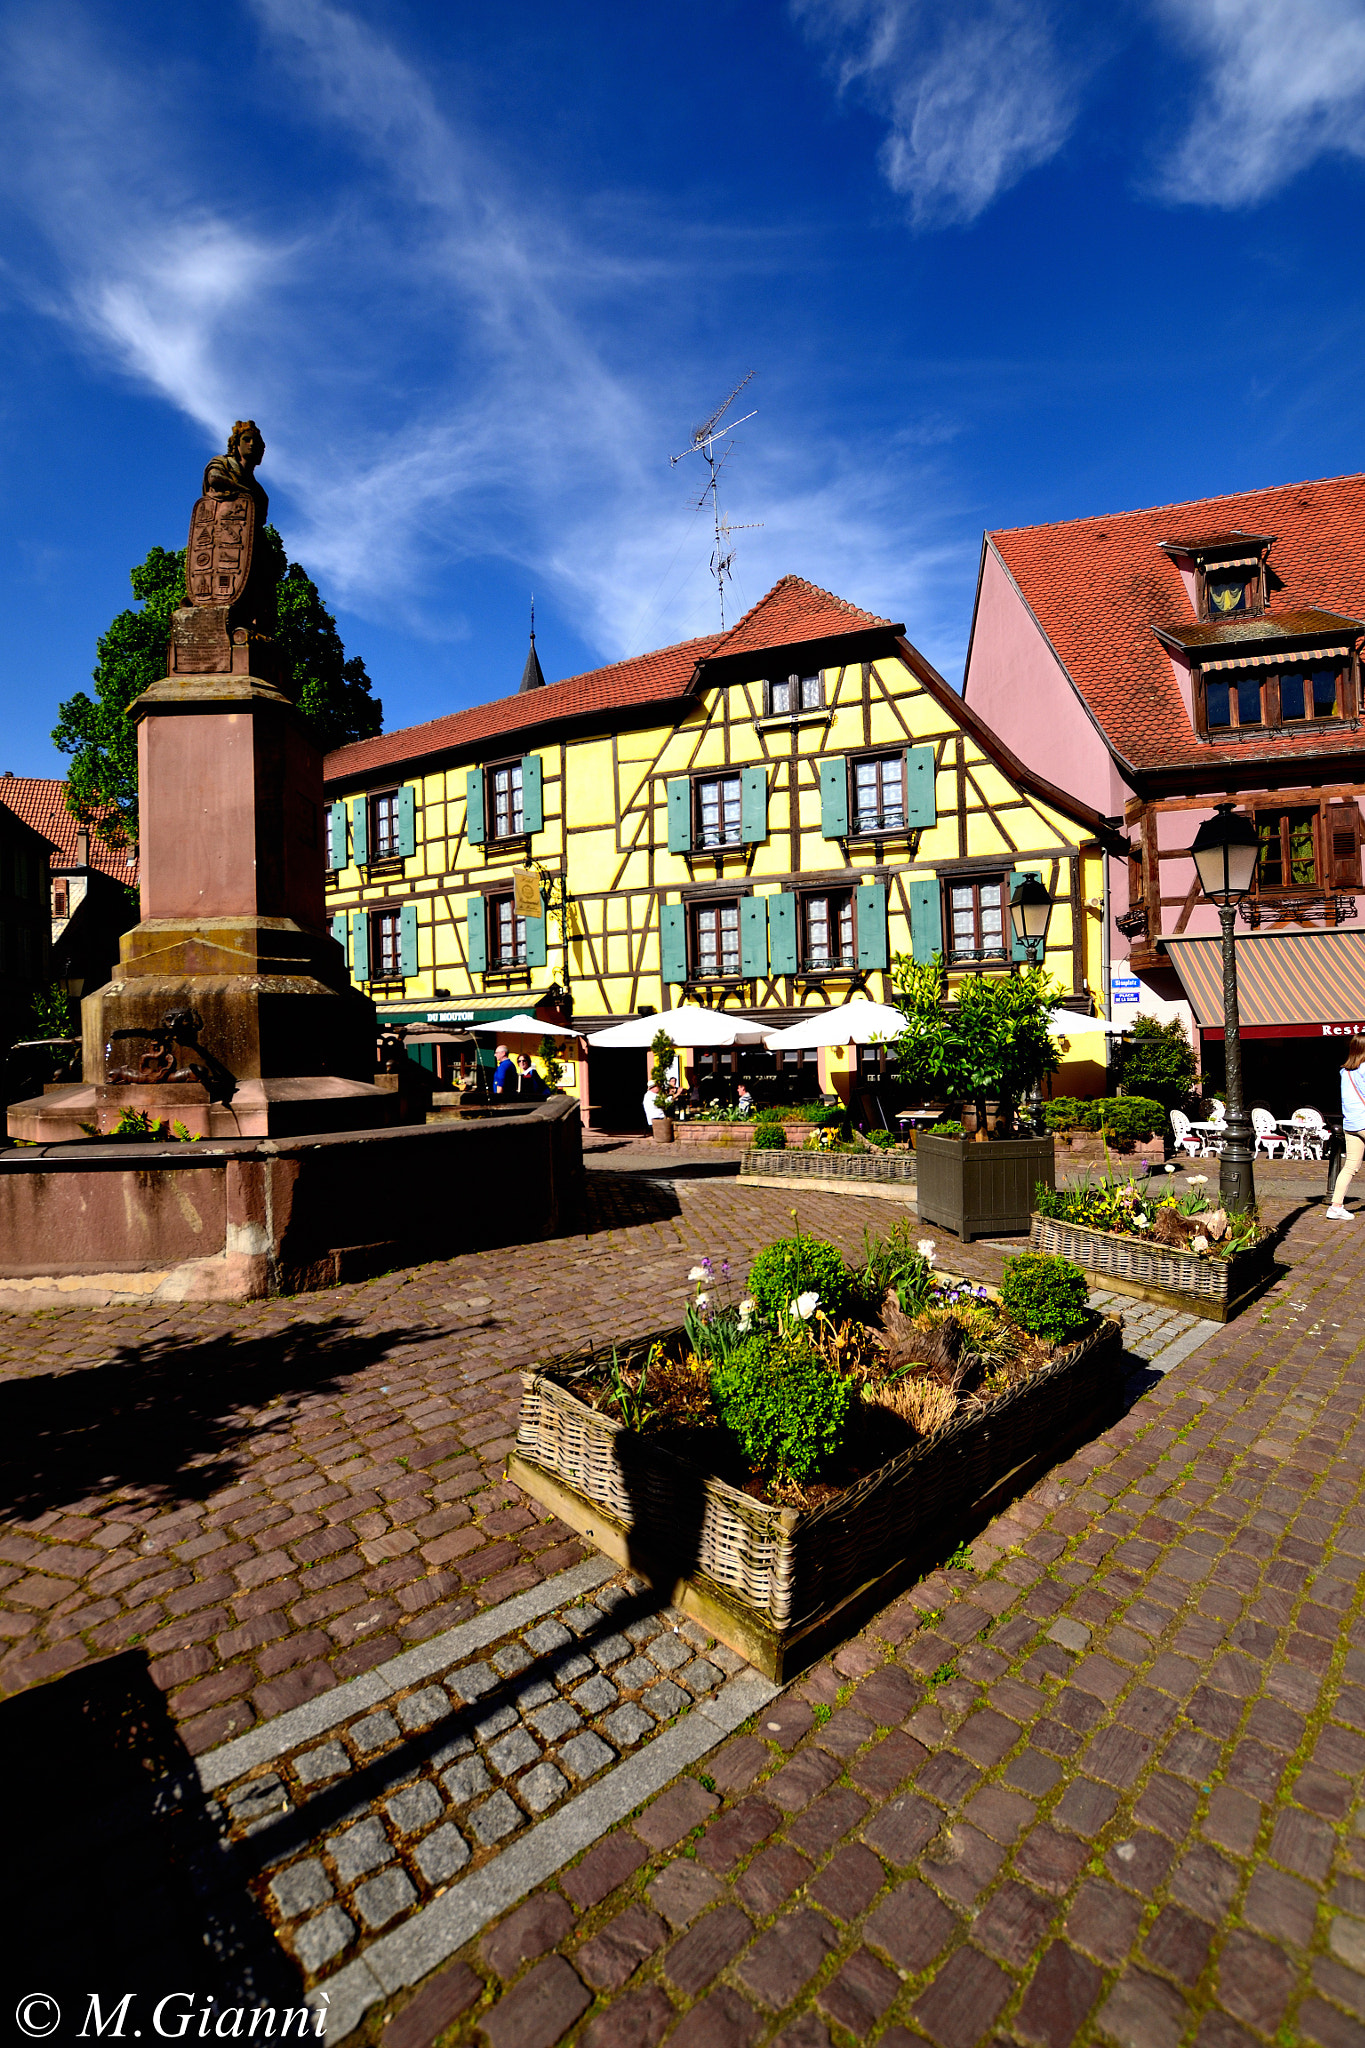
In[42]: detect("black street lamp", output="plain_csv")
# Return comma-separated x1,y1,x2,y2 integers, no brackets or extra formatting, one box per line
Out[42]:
1190,803,1258,1214
1009,875,1054,968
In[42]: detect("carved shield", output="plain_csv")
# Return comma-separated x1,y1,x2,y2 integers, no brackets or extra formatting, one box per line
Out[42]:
186,490,255,607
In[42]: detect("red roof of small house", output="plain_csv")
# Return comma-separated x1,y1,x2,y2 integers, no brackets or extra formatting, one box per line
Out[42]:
325,576,898,785
0,776,140,882
984,472,1365,777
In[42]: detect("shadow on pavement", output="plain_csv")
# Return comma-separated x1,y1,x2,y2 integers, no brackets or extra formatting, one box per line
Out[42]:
0,1318,432,1519
580,1174,682,1233
2,1651,295,2025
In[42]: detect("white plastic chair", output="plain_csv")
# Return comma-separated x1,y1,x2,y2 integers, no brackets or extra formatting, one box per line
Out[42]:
1289,1107,1327,1160
1170,1110,1204,1158
1253,1107,1288,1160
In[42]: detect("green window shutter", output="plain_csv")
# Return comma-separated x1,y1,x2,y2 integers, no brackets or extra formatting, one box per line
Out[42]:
526,890,548,968
397,786,417,858
740,895,768,976
1010,867,1044,963
350,910,369,977
466,896,488,973
769,892,797,974
331,911,349,960
740,766,768,844
909,877,943,964
660,902,687,983
350,798,369,867
819,758,848,839
856,882,889,971
666,779,691,854
904,745,937,830
466,768,485,846
328,801,348,870
521,755,543,834
399,902,418,976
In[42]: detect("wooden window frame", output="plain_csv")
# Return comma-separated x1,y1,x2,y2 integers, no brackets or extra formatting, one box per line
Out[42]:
1253,806,1320,894
798,886,856,975
369,905,404,982
848,750,908,837
368,788,403,864
1195,663,1352,738
487,889,528,968
944,872,1009,965
765,671,825,718
486,757,526,842
690,895,743,980
1197,565,1265,622
692,771,744,853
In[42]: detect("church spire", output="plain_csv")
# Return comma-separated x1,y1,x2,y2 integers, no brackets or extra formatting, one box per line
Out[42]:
519,594,545,693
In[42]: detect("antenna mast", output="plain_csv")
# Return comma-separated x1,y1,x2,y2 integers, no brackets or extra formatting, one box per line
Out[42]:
671,370,761,630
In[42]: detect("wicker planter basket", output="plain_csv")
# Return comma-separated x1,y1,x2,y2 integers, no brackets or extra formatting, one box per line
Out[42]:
1029,1213,1274,1321
511,1312,1121,1678
741,1148,916,1183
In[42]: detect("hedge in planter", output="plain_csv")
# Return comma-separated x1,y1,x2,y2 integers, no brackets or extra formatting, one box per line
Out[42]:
1031,1175,1274,1319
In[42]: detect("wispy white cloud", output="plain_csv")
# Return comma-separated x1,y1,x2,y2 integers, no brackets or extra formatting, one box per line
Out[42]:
1148,0,1365,206
0,0,963,686
792,0,1079,225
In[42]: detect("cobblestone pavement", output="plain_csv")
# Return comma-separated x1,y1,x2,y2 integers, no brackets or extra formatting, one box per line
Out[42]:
0,1177,990,1753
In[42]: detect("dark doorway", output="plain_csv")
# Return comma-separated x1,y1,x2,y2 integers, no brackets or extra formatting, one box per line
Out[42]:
587,1045,647,1130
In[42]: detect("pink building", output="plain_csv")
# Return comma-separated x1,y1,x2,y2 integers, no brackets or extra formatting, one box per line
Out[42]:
963,472,1365,1111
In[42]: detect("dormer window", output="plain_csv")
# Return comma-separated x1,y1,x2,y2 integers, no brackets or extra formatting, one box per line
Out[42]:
1160,531,1274,622
1207,575,1250,617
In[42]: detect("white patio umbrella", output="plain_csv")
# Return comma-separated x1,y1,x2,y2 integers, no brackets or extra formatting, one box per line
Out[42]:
1048,1008,1134,1036
763,1001,909,1050
586,1005,768,1049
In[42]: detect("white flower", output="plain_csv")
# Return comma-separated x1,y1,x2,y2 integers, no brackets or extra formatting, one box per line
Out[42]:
1164,1165,1176,1174
1134,1213,1149,1228
1187,1175,1208,1186
688,1266,707,1281
790,1291,820,1321
737,1298,754,1330
1191,1235,1209,1254
695,1293,709,1309
917,1239,937,1264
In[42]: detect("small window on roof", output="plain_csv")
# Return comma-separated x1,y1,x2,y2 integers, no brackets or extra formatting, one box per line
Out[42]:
1206,575,1249,616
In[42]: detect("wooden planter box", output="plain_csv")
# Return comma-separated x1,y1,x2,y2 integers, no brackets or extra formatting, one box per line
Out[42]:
915,1133,1055,1242
510,1313,1122,1680
741,1148,916,1190
1029,1212,1275,1321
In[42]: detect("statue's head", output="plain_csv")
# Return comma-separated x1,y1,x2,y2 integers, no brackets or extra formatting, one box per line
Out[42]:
228,419,264,472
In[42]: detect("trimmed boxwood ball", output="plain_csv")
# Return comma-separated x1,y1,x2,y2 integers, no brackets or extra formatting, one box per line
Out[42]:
752,1122,787,1150
999,1252,1090,1345
747,1233,856,1325
711,1329,851,1481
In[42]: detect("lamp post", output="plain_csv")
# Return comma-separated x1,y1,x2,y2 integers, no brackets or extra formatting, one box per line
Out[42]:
1190,803,1258,1215
1010,875,1054,1132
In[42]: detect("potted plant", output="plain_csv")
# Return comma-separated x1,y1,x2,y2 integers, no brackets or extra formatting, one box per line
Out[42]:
649,1028,677,1141
891,954,1058,1240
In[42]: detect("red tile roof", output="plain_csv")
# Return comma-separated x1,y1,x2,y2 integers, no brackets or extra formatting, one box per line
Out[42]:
986,472,1365,776
325,576,897,785
0,777,140,882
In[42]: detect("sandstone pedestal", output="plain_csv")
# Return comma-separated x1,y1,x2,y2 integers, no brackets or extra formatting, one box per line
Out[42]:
8,671,393,1142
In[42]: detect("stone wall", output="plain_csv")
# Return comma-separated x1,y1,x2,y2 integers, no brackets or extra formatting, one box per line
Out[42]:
0,1095,583,1307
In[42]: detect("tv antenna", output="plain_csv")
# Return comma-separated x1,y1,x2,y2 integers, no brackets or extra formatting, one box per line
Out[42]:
670,370,762,629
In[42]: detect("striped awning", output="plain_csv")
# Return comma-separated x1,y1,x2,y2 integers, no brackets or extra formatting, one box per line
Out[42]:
1198,644,1354,673
1162,928,1365,1029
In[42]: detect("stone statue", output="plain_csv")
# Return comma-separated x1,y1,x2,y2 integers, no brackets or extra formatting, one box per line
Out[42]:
172,420,281,683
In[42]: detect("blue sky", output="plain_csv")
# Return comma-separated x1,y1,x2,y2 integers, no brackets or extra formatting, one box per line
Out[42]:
5,0,1365,777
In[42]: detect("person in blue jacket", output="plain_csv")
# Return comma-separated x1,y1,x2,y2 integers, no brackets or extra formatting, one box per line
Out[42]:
1328,1036,1365,1219
492,1043,517,1096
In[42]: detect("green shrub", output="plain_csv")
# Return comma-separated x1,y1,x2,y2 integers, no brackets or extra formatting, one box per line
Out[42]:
1000,1253,1090,1345
755,1104,783,1123
752,1122,787,1150
711,1330,851,1480
1042,1095,1086,1133
928,1119,964,1137
867,1128,896,1149
1075,1096,1166,1144
747,1232,856,1325
1116,1015,1198,1111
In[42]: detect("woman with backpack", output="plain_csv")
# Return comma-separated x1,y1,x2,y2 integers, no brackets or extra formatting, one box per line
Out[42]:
1328,1036,1365,1220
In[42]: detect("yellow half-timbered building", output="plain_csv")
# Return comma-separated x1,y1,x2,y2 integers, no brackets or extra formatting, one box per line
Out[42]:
323,578,1121,1113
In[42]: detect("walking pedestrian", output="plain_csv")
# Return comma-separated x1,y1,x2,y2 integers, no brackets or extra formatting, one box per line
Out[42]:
1327,1035,1365,1219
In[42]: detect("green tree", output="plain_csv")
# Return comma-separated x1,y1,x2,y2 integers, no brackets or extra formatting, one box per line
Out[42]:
890,952,1061,1123
1116,1014,1198,1110
53,529,382,843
